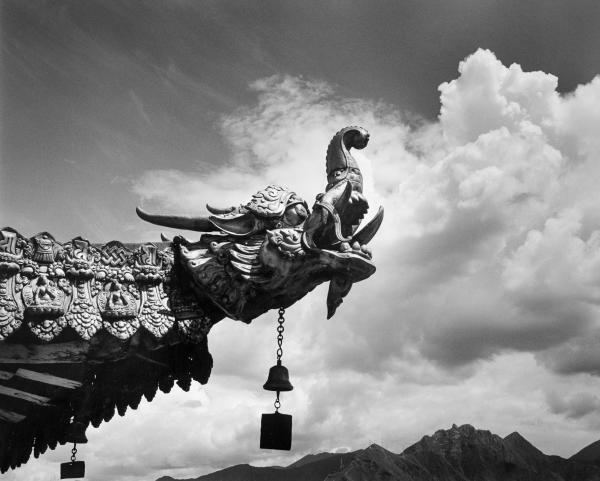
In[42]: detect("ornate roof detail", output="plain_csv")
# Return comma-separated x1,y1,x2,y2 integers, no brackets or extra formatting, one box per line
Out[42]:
0,229,215,343
0,126,384,473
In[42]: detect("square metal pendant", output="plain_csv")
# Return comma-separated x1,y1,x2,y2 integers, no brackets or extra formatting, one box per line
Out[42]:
60,461,85,479
260,412,292,450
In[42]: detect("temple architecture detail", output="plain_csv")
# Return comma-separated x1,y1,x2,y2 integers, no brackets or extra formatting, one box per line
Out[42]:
0,126,383,472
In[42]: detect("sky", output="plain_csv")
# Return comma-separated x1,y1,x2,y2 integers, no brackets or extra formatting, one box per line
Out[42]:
2,0,600,480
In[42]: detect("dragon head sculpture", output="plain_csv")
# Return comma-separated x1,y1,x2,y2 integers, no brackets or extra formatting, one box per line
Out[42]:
137,126,383,320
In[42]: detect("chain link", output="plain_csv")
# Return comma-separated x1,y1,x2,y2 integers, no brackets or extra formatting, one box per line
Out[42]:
274,308,286,412
71,444,77,463
276,308,285,361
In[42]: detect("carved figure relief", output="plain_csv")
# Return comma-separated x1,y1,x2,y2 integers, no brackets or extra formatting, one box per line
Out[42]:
0,230,179,343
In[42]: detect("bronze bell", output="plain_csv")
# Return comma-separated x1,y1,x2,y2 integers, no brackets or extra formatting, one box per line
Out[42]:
64,421,88,444
263,360,293,392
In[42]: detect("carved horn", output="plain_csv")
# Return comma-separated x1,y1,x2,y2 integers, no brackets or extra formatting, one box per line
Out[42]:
136,207,213,232
205,204,236,215
326,126,369,190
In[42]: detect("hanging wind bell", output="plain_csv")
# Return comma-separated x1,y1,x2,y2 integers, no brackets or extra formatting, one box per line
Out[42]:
61,389,89,478
260,308,293,450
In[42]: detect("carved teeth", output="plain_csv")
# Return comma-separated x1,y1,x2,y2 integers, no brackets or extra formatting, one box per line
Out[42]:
339,242,352,253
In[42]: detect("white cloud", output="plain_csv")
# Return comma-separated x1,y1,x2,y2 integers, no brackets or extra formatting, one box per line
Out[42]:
10,49,600,481
439,49,561,146
546,389,600,420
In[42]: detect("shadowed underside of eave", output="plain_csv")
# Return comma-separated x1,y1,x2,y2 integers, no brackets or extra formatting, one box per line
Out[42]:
0,336,213,473
0,228,220,471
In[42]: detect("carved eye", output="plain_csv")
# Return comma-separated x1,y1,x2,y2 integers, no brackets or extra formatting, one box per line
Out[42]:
296,205,307,218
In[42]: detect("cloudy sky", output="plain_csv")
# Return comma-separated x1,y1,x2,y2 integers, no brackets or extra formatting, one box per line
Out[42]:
2,1,600,480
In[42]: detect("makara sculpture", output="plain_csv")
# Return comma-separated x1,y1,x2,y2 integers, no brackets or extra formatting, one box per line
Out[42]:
0,126,383,472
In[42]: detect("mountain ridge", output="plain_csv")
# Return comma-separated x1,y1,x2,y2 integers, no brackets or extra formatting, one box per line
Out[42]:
156,424,600,481
571,439,600,465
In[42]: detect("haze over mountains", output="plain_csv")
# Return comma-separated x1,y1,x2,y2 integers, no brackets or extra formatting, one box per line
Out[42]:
156,424,600,481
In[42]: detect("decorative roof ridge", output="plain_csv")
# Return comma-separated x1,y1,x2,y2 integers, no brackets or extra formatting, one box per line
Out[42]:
0,228,214,343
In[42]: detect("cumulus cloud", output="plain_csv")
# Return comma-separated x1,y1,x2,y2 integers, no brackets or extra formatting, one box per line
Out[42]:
119,48,600,478
538,331,600,376
546,389,600,420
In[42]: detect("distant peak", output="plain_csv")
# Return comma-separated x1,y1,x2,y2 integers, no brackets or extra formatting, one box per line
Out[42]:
504,431,542,450
406,423,504,457
436,423,478,437
446,423,476,432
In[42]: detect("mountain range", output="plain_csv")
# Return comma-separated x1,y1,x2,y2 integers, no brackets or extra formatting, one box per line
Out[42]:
156,423,600,481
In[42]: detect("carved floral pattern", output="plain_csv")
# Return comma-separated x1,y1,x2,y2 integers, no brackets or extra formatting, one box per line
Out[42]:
65,282,103,340
137,283,173,337
28,317,67,342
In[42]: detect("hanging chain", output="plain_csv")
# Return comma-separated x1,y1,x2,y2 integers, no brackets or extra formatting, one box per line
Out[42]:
71,444,77,463
276,308,285,362
274,307,285,413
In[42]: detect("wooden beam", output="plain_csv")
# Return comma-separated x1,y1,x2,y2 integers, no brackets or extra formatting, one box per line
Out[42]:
0,342,90,364
0,408,25,423
0,386,51,406
0,372,13,381
0,336,172,364
134,354,169,368
14,369,82,389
